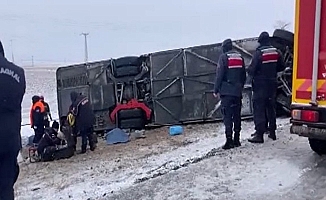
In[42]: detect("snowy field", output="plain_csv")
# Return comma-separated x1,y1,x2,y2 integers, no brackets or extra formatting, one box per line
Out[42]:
20,66,59,142
15,67,326,200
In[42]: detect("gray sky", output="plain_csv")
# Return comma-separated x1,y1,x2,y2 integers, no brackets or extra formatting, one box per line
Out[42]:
0,0,295,66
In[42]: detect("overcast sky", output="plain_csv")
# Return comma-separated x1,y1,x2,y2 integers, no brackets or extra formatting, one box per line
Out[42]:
0,0,295,66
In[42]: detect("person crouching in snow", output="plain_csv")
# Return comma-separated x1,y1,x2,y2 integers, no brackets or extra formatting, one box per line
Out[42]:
37,121,65,161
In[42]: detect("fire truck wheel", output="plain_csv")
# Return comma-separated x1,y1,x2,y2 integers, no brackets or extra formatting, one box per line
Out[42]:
308,138,326,155
273,29,294,44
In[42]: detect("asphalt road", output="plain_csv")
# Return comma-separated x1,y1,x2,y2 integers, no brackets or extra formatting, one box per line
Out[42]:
106,124,326,200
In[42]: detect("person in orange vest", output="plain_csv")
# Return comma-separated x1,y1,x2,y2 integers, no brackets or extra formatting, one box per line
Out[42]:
30,95,46,144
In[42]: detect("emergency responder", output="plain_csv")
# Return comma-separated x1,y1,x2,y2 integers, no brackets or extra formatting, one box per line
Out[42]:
213,39,247,150
67,108,78,151
37,121,66,161
40,95,52,127
70,91,96,153
247,31,285,143
30,95,46,144
0,40,26,200
60,116,76,153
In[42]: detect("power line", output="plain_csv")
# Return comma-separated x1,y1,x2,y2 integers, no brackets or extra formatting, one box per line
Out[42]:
80,32,89,64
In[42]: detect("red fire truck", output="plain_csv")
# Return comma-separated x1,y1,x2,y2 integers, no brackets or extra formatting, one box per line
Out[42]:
290,0,326,155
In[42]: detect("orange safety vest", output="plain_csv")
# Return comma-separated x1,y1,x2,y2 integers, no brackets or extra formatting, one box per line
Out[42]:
30,101,45,125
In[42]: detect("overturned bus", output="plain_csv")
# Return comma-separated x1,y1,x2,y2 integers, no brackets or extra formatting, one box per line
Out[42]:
56,29,294,134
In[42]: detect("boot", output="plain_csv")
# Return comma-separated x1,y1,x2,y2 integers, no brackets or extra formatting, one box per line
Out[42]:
252,130,269,136
222,137,234,150
80,145,87,154
268,131,276,140
89,134,96,151
234,132,241,147
248,132,264,143
79,149,87,154
72,135,77,151
90,143,96,151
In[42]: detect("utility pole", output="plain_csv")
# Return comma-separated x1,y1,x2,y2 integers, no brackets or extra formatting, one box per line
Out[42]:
80,33,89,64
10,40,15,63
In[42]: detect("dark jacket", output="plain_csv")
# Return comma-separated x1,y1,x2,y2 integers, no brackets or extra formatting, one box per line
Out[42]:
30,96,45,129
0,41,26,153
42,101,51,120
37,127,64,155
248,45,285,99
214,50,247,97
247,32,285,99
70,92,95,131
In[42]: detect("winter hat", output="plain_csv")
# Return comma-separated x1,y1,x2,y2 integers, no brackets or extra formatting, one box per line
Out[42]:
52,121,60,129
222,38,233,53
32,95,40,104
258,31,270,45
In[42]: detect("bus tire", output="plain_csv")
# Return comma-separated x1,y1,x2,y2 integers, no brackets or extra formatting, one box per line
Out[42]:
273,29,294,44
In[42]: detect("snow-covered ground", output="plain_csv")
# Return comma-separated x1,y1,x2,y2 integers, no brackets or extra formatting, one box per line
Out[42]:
15,67,326,200
16,67,58,162
108,122,326,200
20,66,58,143
16,117,292,200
